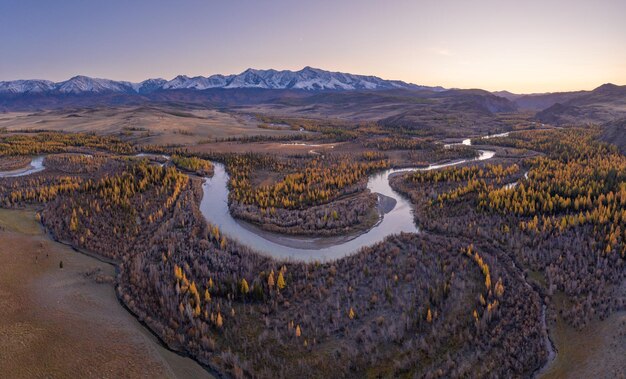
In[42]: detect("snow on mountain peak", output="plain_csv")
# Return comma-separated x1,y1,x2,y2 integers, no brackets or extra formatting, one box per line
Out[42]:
55,75,136,94
0,67,439,94
0,79,54,93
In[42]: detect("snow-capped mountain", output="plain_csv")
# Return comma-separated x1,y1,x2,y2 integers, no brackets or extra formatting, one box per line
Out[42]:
161,74,235,90
0,79,55,93
225,69,273,89
136,78,167,94
54,76,136,94
223,67,432,90
0,67,441,94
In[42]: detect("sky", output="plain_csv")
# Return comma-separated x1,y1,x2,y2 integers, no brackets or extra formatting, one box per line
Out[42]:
1,0,625,93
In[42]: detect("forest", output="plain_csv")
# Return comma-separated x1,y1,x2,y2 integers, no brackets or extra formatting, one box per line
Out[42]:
0,124,622,377
220,141,482,236
0,131,134,156
392,127,625,329
38,161,544,377
172,154,214,176
222,152,389,235
227,153,389,210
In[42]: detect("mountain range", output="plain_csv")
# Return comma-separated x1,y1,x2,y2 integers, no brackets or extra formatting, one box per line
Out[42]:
0,67,440,94
2,66,624,139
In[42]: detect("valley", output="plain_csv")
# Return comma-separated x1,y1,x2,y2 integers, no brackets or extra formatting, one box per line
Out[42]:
3,0,625,376
0,68,624,379
0,99,623,377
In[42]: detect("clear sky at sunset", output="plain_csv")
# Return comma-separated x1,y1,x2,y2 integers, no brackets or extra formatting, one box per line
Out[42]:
1,0,624,93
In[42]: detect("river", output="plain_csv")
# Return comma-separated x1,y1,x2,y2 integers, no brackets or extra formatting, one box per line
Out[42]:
198,134,512,262
0,132,555,374
199,149,495,262
0,144,500,262
0,155,45,178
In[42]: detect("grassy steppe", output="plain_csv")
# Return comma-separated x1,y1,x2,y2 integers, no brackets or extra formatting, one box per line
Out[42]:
0,209,212,379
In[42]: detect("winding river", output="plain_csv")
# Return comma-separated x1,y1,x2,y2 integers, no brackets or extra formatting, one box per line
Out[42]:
200,149,495,262
0,156,45,178
0,142,500,262
0,132,557,374
0,135,505,263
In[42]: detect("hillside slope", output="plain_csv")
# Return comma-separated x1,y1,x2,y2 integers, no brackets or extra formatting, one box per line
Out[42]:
601,118,626,154
535,84,626,125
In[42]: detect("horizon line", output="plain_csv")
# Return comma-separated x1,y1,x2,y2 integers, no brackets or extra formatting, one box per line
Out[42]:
0,66,623,95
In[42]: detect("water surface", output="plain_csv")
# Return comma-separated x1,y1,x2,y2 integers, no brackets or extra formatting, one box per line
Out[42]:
0,156,45,178
200,150,495,262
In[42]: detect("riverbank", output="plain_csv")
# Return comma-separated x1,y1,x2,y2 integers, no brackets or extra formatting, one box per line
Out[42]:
0,156,45,177
0,156,31,171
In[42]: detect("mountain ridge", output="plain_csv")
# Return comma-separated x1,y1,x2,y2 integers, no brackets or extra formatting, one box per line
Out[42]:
0,67,442,94
492,83,625,111
534,83,626,125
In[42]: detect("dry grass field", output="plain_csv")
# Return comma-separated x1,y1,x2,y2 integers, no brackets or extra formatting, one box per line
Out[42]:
537,284,626,379
0,209,212,379
540,311,626,378
188,140,341,156
0,106,301,146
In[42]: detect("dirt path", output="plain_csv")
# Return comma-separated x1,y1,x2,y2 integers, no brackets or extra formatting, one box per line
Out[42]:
0,209,212,379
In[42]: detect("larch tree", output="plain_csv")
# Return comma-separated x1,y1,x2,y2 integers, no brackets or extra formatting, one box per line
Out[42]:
277,271,286,290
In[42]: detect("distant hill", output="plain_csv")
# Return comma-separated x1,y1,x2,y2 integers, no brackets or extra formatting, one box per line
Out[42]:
534,84,626,125
491,90,522,101
511,91,586,111
493,84,626,115
368,89,517,135
0,85,518,139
